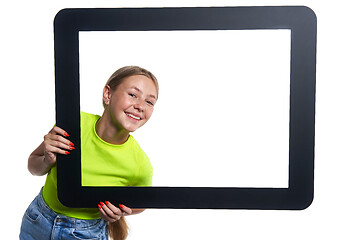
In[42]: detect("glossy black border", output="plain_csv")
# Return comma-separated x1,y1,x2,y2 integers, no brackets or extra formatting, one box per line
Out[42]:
54,6,316,209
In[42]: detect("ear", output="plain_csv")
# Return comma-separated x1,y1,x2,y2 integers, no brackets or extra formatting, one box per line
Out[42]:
103,85,111,106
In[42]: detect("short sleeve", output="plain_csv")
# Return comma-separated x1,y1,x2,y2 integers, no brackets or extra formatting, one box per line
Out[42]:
133,151,153,186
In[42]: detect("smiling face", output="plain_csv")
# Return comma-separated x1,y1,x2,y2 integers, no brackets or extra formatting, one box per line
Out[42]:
104,74,157,133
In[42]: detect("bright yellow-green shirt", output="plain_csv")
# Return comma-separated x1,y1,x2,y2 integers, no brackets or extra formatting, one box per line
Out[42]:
42,112,153,219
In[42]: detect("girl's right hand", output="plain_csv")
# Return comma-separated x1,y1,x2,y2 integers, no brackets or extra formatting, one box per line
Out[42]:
43,126,75,166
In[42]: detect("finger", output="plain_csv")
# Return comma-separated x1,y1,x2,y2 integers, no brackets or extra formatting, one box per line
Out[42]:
118,204,132,215
98,204,116,222
100,202,122,221
105,201,124,216
47,127,73,146
44,136,73,153
45,144,71,155
51,126,70,137
46,138,75,151
45,133,75,150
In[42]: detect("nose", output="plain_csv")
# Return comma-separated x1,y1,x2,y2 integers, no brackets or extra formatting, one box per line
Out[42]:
134,100,145,112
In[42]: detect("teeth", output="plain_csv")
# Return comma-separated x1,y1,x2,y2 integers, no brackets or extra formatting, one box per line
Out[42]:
126,113,140,120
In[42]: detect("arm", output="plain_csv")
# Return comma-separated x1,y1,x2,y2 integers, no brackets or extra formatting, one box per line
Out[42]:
28,141,51,176
131,208,145,215
28,126,75,176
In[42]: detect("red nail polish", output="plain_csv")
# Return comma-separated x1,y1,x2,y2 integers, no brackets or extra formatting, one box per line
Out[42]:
119,204,124,209
65,151,70,155
100,202,104,206
98,204,101,209
64,132,69,137
70,147,75,150
69,142,74,147
105,201,109,205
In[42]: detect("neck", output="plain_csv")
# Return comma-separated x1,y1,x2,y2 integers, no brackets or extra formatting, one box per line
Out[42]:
95,111,130,145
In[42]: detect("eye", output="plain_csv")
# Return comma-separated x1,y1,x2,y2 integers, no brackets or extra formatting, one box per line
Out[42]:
146,100,154,106
129,93,136,98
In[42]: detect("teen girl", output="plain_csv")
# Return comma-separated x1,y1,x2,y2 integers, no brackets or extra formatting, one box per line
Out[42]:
20,66,159,240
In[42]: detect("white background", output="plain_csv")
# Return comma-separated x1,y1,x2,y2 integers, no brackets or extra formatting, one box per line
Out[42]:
79,30,290,188
1,0,359,239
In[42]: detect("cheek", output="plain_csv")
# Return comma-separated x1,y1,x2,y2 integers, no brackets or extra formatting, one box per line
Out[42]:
145,108,154,119
113,97,130,111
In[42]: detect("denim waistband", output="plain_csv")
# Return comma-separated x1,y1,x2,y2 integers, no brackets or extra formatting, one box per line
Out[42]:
35,189,104,229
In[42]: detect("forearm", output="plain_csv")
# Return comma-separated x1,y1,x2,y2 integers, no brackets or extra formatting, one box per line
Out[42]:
130,209,145,215
28,142,52,176
28,127,73,176
28,155,50,176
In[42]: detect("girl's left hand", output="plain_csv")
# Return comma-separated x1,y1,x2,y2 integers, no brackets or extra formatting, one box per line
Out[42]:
98,201,132,222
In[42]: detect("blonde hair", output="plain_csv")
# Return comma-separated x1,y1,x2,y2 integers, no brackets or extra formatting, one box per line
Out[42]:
105,66,158,240
108,217,129,240
103,66,159,108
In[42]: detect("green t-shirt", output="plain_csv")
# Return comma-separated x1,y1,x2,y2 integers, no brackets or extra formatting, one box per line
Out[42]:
42,112,153,219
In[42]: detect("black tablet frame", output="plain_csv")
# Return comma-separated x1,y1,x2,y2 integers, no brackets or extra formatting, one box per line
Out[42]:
54,6,316,210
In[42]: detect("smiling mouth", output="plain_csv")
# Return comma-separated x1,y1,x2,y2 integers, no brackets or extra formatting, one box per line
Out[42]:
125,112,141,121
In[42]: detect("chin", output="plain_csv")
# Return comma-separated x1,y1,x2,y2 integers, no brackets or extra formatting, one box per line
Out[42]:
124,124,140,133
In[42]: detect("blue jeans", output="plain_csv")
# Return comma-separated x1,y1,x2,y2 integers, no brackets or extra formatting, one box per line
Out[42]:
20,189,108,240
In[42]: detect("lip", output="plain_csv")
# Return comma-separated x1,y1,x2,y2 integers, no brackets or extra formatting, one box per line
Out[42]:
125,112,142,121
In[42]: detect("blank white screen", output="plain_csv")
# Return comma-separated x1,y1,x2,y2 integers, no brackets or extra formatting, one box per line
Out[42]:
79,30,290,188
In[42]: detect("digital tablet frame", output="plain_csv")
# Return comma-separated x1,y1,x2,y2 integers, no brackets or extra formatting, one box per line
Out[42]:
54,6,316,210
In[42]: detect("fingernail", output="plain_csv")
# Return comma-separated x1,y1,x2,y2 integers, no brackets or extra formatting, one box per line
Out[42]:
119,204,124,209
100,202,104,206
69,142,74,147
98,204,101,209
105,201,109,205
64,132,69,137
69,147,75,150
65,151,70,155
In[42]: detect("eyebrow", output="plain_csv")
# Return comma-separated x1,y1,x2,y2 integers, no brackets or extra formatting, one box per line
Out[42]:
131,87,157,99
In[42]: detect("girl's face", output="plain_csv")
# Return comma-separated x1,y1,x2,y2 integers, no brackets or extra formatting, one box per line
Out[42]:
105,75,157,133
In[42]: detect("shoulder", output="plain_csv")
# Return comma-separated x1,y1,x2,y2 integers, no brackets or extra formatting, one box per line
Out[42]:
80,111,101,126
128,136,152,169
127,136,153,186
128,136,149,158
81,111,101,120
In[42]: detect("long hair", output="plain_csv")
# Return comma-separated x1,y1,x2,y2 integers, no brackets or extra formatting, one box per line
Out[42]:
108,217,129,240
104,65,158,240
